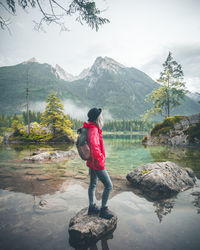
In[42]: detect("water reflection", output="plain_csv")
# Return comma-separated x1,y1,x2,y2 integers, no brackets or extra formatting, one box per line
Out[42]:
144,144,200,178
153,198,176,222
72,230,115,250
94,179,178,223
1,181,200,250
1,137,200,250
191,191,200,214
127,186,177,222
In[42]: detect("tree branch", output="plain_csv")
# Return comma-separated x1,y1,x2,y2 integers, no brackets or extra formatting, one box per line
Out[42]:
0,16,12,35
0,0,110,33
0,1,16,15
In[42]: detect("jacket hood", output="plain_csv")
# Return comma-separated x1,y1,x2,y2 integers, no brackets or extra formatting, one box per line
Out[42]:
83,121,102,133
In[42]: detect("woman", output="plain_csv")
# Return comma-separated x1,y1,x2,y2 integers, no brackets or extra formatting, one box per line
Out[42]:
83,108,113,219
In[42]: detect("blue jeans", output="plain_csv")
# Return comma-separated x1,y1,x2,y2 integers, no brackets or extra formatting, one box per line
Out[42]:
88,168,113,208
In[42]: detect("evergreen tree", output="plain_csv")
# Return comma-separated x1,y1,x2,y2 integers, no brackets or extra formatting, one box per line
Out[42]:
40,92,72,137
144,52,187,119
1,1,109,33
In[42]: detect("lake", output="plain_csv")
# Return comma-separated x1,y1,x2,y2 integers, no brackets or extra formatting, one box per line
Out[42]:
0,135,200,250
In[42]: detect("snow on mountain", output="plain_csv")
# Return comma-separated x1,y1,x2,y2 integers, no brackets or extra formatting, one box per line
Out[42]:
55,64,74,81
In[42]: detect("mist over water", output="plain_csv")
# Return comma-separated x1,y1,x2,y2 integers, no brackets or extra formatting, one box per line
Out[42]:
23,99,113,121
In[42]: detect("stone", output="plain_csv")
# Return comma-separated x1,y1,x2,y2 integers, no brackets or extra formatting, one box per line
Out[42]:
25,169,44,176
188,113,200,124
24,149,78,162
35,198,67,214
126,161,196,200
68,207,117,248
74,175,87,179
37,175,52,181
61,171,76,177
191,191,200,196
0,173,12,178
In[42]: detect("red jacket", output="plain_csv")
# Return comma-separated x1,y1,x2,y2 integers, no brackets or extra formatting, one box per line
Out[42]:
83,121,105,170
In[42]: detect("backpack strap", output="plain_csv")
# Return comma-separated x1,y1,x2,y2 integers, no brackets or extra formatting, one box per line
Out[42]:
89,127,100,174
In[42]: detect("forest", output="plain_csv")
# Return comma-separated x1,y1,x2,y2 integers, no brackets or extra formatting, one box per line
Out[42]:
0,112,154,136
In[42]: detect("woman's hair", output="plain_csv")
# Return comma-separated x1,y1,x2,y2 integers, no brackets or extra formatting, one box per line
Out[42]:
96,113,104,129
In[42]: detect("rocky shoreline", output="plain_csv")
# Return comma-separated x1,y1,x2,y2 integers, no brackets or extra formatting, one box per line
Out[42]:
143,113,200,146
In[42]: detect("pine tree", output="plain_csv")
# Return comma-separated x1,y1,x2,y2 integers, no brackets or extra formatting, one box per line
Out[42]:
144,52,187,119
40,92,72,137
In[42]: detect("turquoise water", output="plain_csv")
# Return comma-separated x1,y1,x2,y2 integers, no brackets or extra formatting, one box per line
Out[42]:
70,135,200,178
0,136,200,250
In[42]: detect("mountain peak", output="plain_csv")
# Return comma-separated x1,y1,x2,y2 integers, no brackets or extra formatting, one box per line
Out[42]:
55,64,74,81
93,56,125,70
23,57,37,64
87,56,126,87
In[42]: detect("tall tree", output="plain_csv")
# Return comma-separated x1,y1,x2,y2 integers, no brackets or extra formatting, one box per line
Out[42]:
144,52,188,120
40,92,72,137
0,0,109,33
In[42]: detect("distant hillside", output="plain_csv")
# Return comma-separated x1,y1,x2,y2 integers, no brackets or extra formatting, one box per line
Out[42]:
0,57,199,120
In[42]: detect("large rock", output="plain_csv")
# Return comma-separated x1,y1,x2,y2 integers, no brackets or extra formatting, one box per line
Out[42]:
24,149,78,162
143,113,200,146
126,161,196,200
68,207,117,248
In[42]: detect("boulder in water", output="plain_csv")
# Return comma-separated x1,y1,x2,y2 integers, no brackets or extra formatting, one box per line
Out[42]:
24,149,78,162
126,161,196,200
68,207,117,248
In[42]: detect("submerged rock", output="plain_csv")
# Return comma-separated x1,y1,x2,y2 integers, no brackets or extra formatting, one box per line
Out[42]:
24,149,78,162
126,161,196,200
68,207,117,248
34,198,67,214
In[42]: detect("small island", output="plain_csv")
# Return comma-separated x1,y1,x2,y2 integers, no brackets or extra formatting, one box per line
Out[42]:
142,113,200,146
2,93,75,145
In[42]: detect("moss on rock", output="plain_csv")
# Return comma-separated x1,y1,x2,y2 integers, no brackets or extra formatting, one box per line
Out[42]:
9,121,74,144
151,115,185,136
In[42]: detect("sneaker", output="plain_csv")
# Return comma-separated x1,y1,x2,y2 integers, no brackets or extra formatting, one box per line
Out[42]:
88,203,100,215
99,207,114,219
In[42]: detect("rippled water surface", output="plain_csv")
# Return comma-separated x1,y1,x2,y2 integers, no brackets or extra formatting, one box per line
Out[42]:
0,135,200,250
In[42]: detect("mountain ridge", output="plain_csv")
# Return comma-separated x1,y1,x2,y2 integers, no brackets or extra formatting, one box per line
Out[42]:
0,57,199,120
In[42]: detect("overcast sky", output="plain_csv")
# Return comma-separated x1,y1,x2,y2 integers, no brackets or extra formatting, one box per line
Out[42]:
0,0,200,92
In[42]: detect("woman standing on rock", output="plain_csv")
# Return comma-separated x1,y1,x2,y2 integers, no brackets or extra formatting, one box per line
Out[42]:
83,108,114,219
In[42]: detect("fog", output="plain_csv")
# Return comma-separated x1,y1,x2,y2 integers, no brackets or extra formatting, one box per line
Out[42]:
24,99,113,121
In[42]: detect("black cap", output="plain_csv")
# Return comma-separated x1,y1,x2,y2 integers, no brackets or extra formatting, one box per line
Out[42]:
87,108,102,122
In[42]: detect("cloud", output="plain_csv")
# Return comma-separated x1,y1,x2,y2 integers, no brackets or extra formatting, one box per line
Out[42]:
171,43,200,78
62,99,89,120
23,99,113,121
63,99,113,121
21,101,46,113
141,43,200,93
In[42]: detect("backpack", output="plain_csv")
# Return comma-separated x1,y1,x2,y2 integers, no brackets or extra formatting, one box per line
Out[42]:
76,127,91,161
